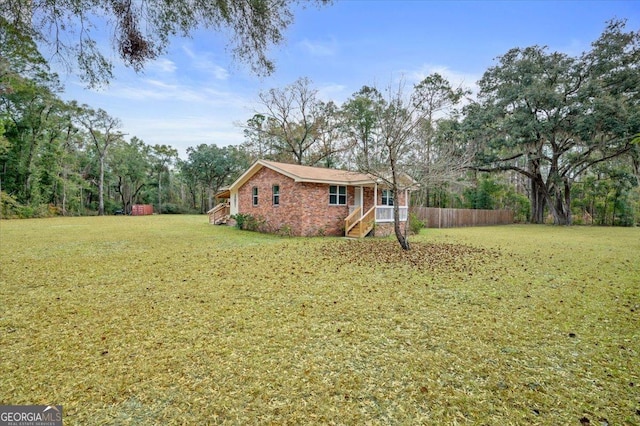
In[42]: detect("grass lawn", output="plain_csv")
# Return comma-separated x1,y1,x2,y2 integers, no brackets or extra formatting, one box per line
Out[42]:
1,215,639,425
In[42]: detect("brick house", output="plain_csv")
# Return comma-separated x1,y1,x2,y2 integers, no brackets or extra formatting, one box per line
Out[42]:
210,160,414,237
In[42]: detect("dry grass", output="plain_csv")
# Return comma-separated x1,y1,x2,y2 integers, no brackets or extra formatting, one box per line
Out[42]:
0,216,638,425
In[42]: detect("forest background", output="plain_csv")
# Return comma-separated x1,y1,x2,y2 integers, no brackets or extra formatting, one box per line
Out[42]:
1,4,638,226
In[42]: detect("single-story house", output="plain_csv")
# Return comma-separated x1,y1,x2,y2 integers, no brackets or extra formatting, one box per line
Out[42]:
209,159,416,237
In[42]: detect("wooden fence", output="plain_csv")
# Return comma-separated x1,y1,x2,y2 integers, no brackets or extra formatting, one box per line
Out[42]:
411,207,513,228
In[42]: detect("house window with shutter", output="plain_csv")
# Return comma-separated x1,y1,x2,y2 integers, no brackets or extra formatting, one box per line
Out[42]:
252,187,258,206
329,185,347,205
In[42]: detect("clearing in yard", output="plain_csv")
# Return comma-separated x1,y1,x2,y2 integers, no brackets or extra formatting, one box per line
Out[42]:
0,215,638,424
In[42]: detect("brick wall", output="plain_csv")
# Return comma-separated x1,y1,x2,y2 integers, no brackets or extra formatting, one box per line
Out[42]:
236,165,411,237
374,222,407,237
297,182,350,236
237,167,354,236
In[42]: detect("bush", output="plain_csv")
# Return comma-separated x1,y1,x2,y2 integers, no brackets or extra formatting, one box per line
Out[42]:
1,191,21,218
233,213,267,232
276,224,293,237
409,213,425,235
232,213,248,229
0,194,62,219
160,203,188,214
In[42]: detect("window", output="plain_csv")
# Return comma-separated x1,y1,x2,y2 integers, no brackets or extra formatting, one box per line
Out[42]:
382,189,394,206
272,185,280,206
252,187,258,206
329,185,347,205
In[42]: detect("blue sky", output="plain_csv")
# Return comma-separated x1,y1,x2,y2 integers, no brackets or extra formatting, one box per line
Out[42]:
58,1,640,159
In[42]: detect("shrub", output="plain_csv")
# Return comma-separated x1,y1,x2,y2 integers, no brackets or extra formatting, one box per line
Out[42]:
409,213,425,235
232,213,250,230
0,198,61,219
160,203,187,214
276,224,293,237
232,213,268,232
1,192,21,218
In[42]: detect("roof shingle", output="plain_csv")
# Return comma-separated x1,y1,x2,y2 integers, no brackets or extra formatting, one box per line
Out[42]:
260,160,374,185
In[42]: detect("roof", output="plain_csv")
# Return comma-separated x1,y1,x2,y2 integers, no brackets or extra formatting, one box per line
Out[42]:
260,160,375,185
214,187,230,199
229,159,419,193
229,160,377,191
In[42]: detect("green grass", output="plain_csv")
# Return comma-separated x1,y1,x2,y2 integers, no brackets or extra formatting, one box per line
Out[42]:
1,216,639,425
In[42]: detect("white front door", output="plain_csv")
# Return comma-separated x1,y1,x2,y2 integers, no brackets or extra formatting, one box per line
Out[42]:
354,187,362,207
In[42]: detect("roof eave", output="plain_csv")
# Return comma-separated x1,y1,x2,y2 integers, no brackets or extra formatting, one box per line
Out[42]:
294,178,376,186
228,160,264,192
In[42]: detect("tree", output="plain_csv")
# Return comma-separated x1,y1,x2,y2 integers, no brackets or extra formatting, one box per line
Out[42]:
183,144,243,212
249,77,343,166
406,74,470,207
241,113,281,162
468,20,640,225
0,73,64,205
348,75,471,250
1,22,91,215
76,106,122,215
150,144,178,214
308,100,348,168
1,0,329,86
34,100,83,212
341,86,385,170
109,137,151,214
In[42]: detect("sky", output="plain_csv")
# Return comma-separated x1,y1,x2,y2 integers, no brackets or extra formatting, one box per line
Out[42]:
57,0,640,160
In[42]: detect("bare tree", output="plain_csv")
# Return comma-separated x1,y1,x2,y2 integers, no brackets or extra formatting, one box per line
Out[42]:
247,78,326,165
408,74,472,205
352,75,472,250
309,100,351,168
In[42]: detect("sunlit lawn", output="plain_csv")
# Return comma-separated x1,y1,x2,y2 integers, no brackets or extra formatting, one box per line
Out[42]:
1,215,638,424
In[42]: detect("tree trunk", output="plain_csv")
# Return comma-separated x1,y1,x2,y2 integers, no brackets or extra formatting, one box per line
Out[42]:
549,179,572,225
158,175,162,214
61,165,68,216
389,152,410,251
551,197,568,225
530,177,546,223
190,188,197,210
116,176,126,212
98,156,105,215
564,179,572,225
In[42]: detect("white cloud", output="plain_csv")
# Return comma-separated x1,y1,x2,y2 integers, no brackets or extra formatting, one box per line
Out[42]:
67,67,255,158
123,115,245,157
148,58,177,74
90,78,251,108
298,38,337,56
97,81,206,103
317,83,348,103
406,64,481,95
192,59,230,80
181,45,229,80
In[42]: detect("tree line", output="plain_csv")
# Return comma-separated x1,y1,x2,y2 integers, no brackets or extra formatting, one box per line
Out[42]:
1,19,638,226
